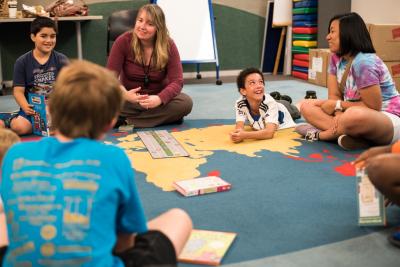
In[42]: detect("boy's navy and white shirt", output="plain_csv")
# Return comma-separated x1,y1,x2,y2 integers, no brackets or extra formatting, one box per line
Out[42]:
235,94,296,130
13,50,68,98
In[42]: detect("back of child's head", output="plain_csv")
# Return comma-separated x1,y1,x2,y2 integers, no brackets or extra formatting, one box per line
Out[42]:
30,16,57,35
0,129,20,163
236,67,265,92
49,60,123,139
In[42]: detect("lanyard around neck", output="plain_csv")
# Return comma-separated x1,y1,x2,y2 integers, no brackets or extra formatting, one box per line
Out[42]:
141,51,153,89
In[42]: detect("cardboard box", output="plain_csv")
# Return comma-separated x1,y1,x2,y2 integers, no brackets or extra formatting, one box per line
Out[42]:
308,48,331,87
384,61,400,91
0,0,9,17
393,77,400,92
369,24,400,61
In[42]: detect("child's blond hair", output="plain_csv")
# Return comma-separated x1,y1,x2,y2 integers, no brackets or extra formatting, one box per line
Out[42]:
0,128,20,163
49,60,123,139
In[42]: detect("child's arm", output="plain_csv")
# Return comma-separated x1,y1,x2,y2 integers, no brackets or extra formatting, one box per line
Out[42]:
235,121,245,130
13,86,34,115
231,123,277,142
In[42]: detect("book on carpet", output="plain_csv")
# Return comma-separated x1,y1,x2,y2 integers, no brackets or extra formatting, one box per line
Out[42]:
355,161,386,226
137,130,189,159
118,124,134,133
173,176,231,197
28,93,50,137
178,229,237,266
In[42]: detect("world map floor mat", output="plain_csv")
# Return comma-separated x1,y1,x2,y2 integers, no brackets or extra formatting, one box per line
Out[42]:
105,119,400,266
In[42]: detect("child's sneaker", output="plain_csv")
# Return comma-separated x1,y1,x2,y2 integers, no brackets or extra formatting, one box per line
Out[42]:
295,123,321,141
2,113,18,128
337,134,370,151
388,230,400,248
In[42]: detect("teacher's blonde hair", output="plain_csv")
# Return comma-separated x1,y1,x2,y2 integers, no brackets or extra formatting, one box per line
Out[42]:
131,4,170,70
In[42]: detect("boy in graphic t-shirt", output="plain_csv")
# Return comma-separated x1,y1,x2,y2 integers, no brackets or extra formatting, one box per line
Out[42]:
0,16,68,135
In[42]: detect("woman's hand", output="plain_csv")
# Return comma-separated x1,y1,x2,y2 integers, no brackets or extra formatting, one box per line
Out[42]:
139,95,162,109
124,87,148,104
321,99,337,115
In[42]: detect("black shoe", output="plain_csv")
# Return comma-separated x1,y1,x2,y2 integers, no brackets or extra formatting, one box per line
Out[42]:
305,90,317,99
280,95,292,104
114,116,127,129
270,91,281,101
388,230,400,248
174,118,184,125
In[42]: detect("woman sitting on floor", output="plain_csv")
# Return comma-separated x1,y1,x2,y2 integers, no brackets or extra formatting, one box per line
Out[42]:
296,12,400,150
107,4,193,128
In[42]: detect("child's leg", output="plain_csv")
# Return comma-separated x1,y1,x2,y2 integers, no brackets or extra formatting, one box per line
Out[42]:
147,208,193,255
10,116,32,135
114,209,192,267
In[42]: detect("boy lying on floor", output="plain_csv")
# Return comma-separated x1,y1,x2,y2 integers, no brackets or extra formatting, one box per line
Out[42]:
230,67,296,143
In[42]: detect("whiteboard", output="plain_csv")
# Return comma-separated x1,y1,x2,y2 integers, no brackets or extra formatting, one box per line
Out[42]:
155,0,217,63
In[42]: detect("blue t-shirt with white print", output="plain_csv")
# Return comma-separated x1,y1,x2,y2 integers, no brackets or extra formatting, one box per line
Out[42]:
1,137,147,267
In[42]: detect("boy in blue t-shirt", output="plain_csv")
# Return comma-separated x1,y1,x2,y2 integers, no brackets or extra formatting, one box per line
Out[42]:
0,60,192,266
0,16,68,135
0,129,20,265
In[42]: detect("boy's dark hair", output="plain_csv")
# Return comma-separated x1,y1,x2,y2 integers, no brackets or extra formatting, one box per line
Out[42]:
328,12,375,57
30,16,58,35
49,60,123,139
236,67,264,92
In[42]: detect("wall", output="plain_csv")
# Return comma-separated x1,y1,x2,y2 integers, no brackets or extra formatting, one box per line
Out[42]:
0,0,267,80
317,0,351,48
351,0,400,24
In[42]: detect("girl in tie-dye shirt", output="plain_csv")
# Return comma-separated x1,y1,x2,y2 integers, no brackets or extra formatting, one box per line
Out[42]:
297,12,400,150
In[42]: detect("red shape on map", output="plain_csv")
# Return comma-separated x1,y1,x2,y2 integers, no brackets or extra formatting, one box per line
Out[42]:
111,132,127,137
208,170,221,177
334,162,355,176
309,153,323,160
171,128,180,132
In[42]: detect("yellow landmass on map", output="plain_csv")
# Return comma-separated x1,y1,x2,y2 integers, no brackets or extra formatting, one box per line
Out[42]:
116,125,301,191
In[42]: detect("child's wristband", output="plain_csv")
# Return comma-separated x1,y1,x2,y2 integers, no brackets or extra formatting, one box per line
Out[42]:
391,141,400,154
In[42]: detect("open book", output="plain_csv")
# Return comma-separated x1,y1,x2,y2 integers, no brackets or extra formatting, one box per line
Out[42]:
179,229,237,266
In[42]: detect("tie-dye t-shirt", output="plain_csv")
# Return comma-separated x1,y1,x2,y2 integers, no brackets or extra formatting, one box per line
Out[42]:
329,52,400,116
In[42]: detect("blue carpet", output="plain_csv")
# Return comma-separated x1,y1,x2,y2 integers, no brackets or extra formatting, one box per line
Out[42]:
4,80,399,266
105,119,400,266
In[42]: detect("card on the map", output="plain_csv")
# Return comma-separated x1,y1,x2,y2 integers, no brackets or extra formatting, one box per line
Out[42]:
28,93,50,137
355,162,386,226
118,124,134,133
179,229,236,266
173,176,231,197
137,130,189,159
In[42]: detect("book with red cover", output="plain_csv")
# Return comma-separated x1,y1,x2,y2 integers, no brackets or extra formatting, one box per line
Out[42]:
173,176,231,197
